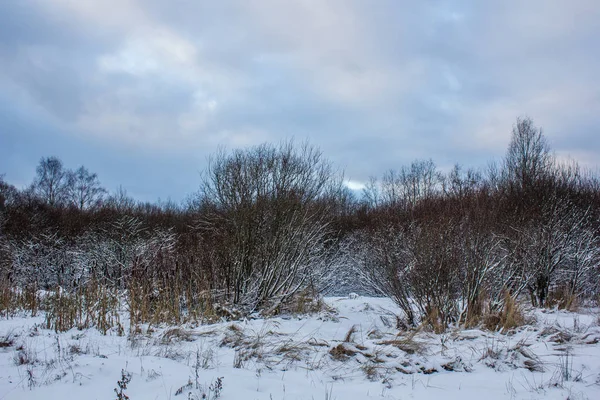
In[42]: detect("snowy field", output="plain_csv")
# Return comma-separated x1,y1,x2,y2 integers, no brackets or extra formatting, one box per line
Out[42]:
0,296,599,400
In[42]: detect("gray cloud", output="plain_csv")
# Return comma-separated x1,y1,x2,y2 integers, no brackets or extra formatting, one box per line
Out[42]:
1,0,599,200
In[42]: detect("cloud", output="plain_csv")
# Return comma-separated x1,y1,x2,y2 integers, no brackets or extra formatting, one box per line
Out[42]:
1,0,599,201
345,180,366,191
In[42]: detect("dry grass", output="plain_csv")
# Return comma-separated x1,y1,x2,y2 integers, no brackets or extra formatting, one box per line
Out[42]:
483,292,526,333
424,307,445,334
13,343,36,366
0,276,216,336
329,343,358,361
275,341,311,362
287,290,327,315
547,286,578,311
0,330,15,348
377,337,427,355
160,328,195,344
377,323,427,355
219,321,319,369
441,357,473,372
366,329,384,339
343,325,358,343
461,291,488,328
0,270,216,334
220,324,245,348
0,284,40,318
307,337,329,347
361,363,380,381
513,341,545,372
44,283,122,334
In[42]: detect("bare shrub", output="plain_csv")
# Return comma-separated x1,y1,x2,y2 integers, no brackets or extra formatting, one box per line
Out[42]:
198,141,343,313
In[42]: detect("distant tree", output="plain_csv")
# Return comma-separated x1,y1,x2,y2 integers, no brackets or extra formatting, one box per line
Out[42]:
0,174,19,211
66,166,106,210
400,159,444,205
379,159,443,208
106,186,136,212
444,164,483,199
503,117,553,193
362,176,380,209
32,156,70,206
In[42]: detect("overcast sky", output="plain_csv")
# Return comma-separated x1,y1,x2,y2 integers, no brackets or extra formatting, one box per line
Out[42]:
1,0,599,201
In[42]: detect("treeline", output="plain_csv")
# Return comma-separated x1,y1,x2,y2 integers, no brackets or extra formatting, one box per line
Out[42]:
346,118,600,329
0,117,599,332
0,142,347,331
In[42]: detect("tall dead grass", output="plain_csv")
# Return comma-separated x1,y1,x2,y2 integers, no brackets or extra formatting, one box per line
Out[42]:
44,280,122,334
0,283,40,318
547,285,578,311
483,292,526,332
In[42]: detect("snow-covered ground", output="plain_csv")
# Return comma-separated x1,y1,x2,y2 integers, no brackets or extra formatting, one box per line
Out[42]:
0,297,599,399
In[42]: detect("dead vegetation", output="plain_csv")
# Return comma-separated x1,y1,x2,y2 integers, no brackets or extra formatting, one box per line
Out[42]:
343,325,358,343
0,330,15,348
329,343,359,361
160,328,196,344
477,336,546,373
377,337,427,356
483,293,527,332
1,293,596,397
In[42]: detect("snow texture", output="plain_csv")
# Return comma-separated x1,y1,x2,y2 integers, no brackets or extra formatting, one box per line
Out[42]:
0,297,599,399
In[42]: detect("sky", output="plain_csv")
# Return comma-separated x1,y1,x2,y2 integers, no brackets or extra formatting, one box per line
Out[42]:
1,0,599,202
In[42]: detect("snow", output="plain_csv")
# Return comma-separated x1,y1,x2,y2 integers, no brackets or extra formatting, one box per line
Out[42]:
1,297,599,399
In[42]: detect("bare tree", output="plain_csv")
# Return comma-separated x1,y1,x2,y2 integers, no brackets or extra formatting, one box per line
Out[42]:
0,174,19,211
362,176,381,209
503,117,553,193
32,156,70,206
379,159,443,208
66,166,106,210
106,185,136,212
444,164,483,199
